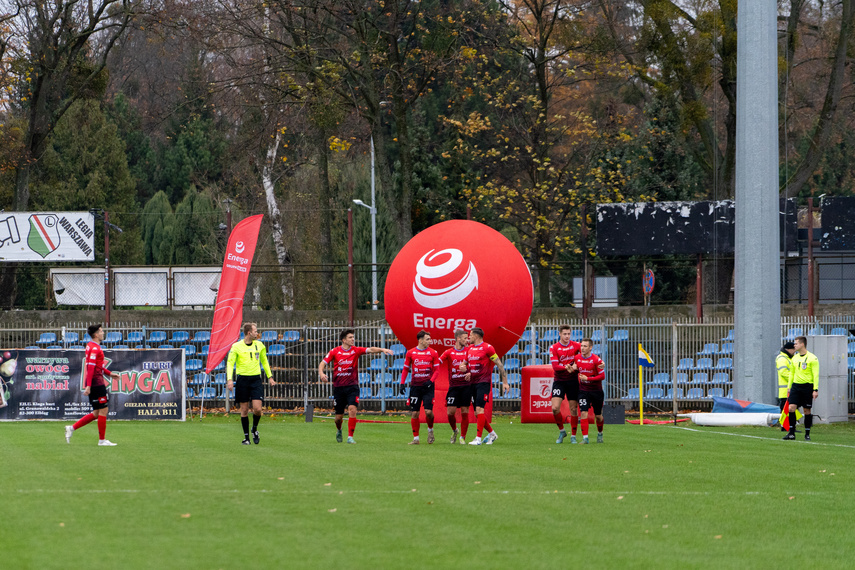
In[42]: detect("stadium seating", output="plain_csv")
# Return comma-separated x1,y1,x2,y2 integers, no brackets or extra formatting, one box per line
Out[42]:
830,327,849,336
526,358,543,366
197,387,217,399
686,387,705,399
147,331,167,344
368,358,385,372
848,357,855,369
608,329,629,342
675,373,689,384
171,331,190,343
267,344,286,356
666,388,684,399
503,358,521,371
542,330,559,342
157,344,172,349
708,388,725,398
260,331,277,342
591,330,603,342
213,373,226,385
282,331,300,342
624,388,639,400
785,328,803,341
848,342,855,355
505,344,519,356
646,388,665,399
36,332,57,345
358,372,372,384
81,334,92,344
677,358,694,371
200,345,209,357
220,387,235,399
63,332,79,345
390,358,405,371
697,343,719,355
180,344,196,356
507,373,521,386
721,329,734,341
211,360,225,371
592,345,605,356
719,342,734,355
112,345,129,350
360,386,372,400
104,331,122,344
186,359,203,372
652,373,670,385
25,346,39,350
69,346,85,351
570,330,583,342
192,331,211,343
695,358,713,369
711,372,731,385
186,388,194,399
692,373,708,384
126,331,144,344
521,330,538,343
389,344,406,357
715,358,733,370
191,373,208,386
46,345,62,350
807,326,824,336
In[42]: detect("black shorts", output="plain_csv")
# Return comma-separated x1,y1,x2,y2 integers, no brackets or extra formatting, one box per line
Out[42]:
88,384,109,410
446,385,472,408
551,379,579,402
788,383,815,409
471,382,491,408
578,390,604,415
235,375,264,403
408,384,435,412
333,385,360,415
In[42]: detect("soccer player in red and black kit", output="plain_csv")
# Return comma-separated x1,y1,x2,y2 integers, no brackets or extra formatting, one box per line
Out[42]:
400,330,440,445
466,327,509,445
549,325,581,444
318,329,393,443
576,338,606,444
435,329,471,444
65,324,120,446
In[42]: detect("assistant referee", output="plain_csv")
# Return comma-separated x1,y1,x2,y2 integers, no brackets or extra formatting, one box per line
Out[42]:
783,336,818,441
227,322,275,445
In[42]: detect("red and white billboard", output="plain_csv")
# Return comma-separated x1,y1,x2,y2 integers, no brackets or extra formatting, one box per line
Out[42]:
384,220,533,357
521,365,572,423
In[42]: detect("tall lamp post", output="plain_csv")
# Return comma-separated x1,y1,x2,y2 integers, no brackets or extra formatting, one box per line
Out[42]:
90,209,123,325
353,138,378,310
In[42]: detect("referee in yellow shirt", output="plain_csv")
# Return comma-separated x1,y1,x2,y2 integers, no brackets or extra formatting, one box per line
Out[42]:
227,322,275,445
783,336,818,441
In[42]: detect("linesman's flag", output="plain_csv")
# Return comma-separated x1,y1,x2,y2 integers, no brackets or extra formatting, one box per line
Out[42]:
638,344,655,368
779,399,803,430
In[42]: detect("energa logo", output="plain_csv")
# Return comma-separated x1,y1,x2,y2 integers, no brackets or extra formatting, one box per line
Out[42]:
412,249,478,309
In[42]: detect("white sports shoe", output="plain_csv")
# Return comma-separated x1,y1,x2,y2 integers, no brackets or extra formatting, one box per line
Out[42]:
98,439,117,446
65,425,74,443
450,429,460,444
485,432,498,445
468,437,482,446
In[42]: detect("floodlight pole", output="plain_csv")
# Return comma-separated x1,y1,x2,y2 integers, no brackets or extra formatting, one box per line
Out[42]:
353,138,378,311
104,211,110,325
734,0,780,403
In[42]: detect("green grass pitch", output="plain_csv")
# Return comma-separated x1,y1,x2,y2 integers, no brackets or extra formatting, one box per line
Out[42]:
4,415,855,569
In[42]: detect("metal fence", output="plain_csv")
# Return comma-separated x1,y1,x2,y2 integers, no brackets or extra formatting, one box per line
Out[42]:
1,316,854,412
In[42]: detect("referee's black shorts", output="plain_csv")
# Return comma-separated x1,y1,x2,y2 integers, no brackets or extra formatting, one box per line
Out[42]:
788,383,815,409
235,375,264,403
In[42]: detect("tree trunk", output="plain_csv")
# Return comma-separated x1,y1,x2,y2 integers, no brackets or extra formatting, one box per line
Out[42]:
261,131,294,310
315,129,334,308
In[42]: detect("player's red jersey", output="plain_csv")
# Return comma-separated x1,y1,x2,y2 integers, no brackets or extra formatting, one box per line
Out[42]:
323,346,368,387
466,341,497,384
576,353,605,391
400,347,440,387
84,341,111,388
434,347,470,387
549,341,581,381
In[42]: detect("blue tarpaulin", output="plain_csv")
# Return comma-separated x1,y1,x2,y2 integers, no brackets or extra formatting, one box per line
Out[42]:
711,397,781,414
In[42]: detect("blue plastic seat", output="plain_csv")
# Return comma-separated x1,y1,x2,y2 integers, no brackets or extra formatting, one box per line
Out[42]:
192,331,211,343
505,344,519,356
360,386,372,400
711,372,730,385
158,344,172,349
191,373,208,386
708,388,725,398
368,358,385,372
198,387,217,399
200,345,209,357
267,344,286,356
692,372,709,384
46,345,62,350
807,326,824,336
591,330,603,342
147,331,167,344
697,343,719,356
542,330,559,342
104,331,122,344
390,358,405,371
785,328,803,341
675,373,689,384
180,344,196,356
695,358,713,369
126,331,144,344
211,360,225,371
624,388,639,400
592,345,605,356
666,388,684,399
830,327,848,336
504,358,520,371
686,387,705,399
220,387,235,399
570,330,583,342
847,357,855,369
609,329,629,341
260,331,277,342
389,344,406,357
213,373,227,385
521,330,538,343
721,329,734,341
171,331,190,343
520,344,538,356
715,358,733,370
25,345,39,350
186,359,203,372
63,332,79,344
652,373,670,385
677,358,694,371
37,332,57,345
507,373,521,386
186,388,194,399
719,342,734,355
848,342,855,355
112,345,129,350
358,372,372,384
283,331,300,342
526,357,543,366
646,388,665,399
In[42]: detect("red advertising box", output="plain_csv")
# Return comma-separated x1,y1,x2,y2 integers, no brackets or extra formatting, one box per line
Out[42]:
521,365,569,423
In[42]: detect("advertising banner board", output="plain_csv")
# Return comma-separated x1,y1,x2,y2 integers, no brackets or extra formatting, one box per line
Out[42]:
0,212,95,261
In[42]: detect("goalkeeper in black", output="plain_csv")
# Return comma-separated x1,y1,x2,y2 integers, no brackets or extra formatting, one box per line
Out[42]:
227,322,275,445
783,336,819,441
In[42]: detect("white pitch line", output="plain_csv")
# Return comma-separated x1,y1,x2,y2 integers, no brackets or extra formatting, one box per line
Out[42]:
14,488,829,496
668,425,855,449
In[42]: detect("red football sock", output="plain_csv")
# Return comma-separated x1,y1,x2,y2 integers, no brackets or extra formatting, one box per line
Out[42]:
461,414,469,439
570,415,578,435
484,420,492,434
73,413,95,430
476,413,485,437
448,414,457,431
97,415,106,440
580,415,589,436
348,417,356,437
553,411,564,430
426,416,434,429
411,417,420,437
596,419,604,432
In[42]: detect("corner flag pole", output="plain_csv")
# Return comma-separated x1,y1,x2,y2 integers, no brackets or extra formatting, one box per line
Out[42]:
639,359,644,425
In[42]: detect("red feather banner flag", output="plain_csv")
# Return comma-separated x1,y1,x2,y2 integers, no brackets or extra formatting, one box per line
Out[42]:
205,215,264,374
